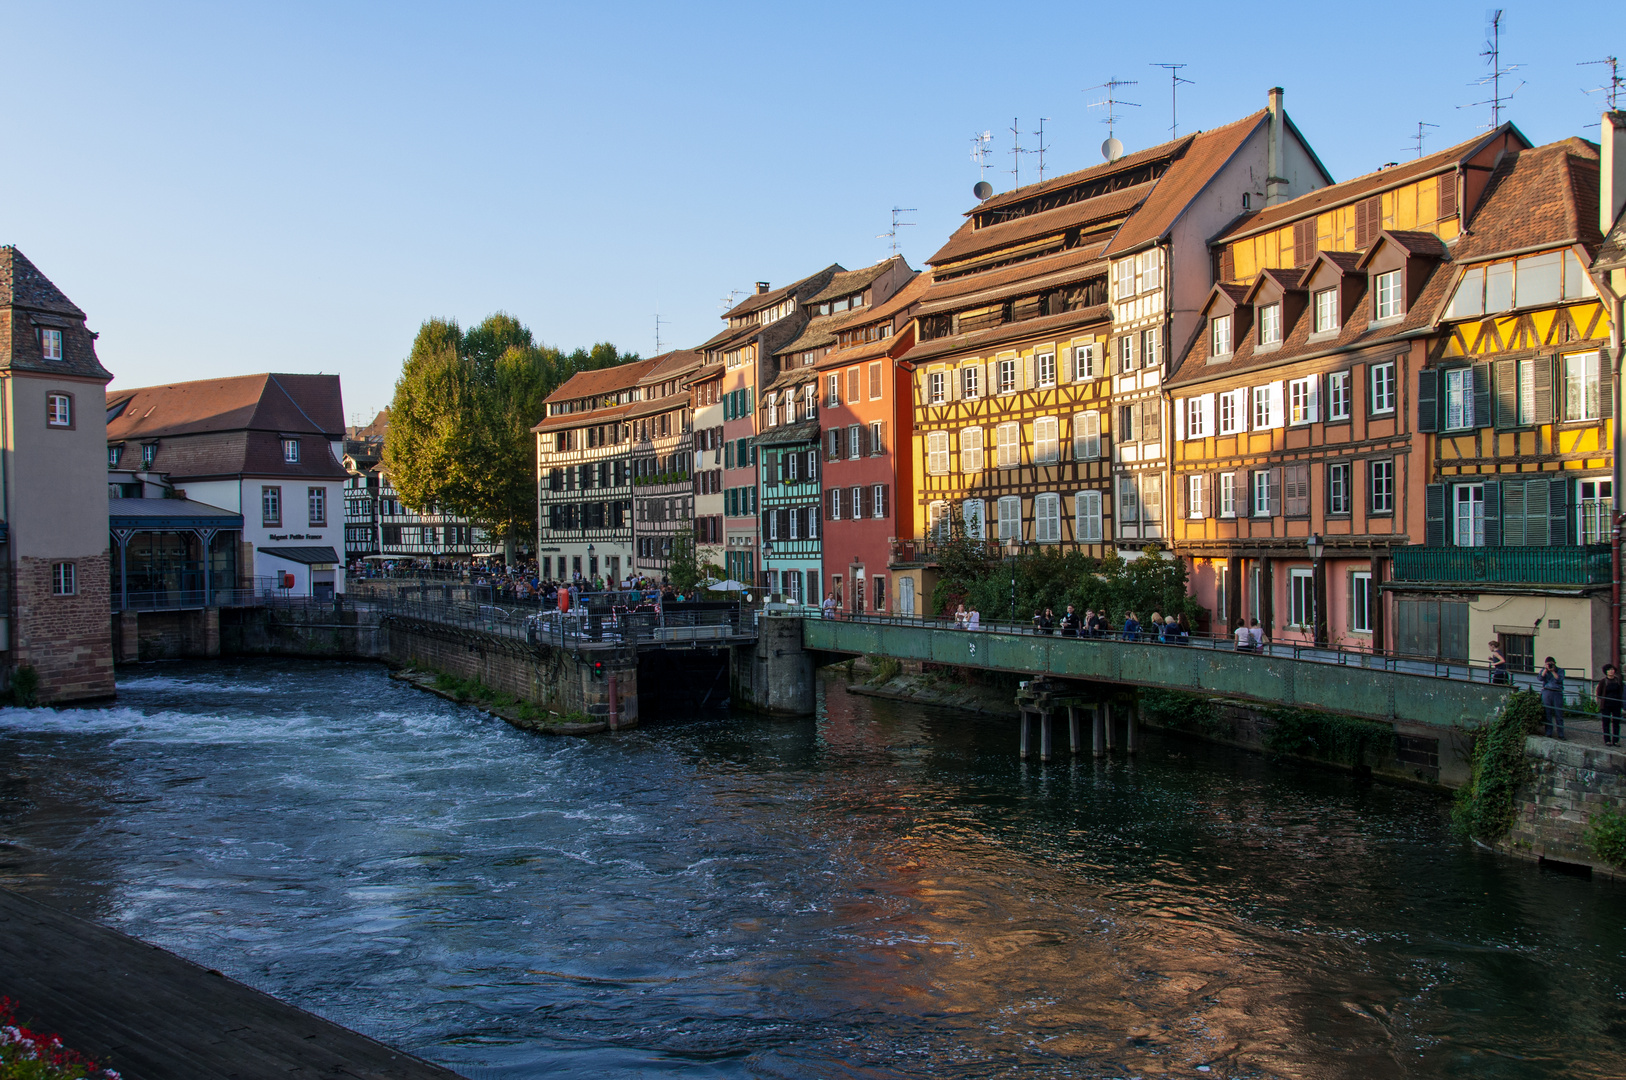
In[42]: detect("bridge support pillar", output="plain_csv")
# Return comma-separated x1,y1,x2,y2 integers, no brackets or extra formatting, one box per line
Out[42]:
1092,705,1106,758
1104,702,1116,752
1039,708,1053,762
1067,706,1080,755
730,615,815,716
1018,709,1031,759
1126,699,1139,755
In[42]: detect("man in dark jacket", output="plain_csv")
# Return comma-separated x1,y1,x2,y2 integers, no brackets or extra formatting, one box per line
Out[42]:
1599,664,1623,747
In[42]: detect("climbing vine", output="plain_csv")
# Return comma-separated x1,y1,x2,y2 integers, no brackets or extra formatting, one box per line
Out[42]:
1451,691,1541,842
1260,707,1393,767
1587,807,1626,868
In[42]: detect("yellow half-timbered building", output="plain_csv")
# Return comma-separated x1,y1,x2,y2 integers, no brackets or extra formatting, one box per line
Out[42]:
1410,136,1615,678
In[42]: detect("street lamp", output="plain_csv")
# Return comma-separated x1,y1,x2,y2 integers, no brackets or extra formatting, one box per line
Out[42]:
761,540,773,595
1306,533,1324,647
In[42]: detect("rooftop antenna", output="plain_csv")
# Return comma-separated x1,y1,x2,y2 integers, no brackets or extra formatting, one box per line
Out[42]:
877,206,917,256
1459,9,1522,129
1086,77,1140,161
1032,118,1052,180
654,313,668,355
1409,120,1439,158
1008,118,1033,188
969,130,993,180
1150,63,1193,137
1582,56,1623,111
719,289,743,311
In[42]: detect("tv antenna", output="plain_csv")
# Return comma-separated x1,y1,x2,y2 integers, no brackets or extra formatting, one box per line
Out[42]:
1409,121,1439,158
1582,56,1623,111
1032,118,1052,180
654,313,668,355
1150,63,1193,137
1459,9,1522,128
877,206,917,256
1008,118,1035,188
968,130,993,180
1086,77,1140,160
719,289,743,311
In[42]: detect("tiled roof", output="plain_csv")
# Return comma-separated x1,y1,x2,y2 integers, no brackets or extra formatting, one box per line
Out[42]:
699,322,757,351
1298,250,1364,285
0,246,84,317
764,367,819,396
543,358,659,405
751,419,820,447
531,401,636,434
926,182,1152,266
1597,208,1626,271
915,244,1108,316
1104,110,1271,255
1167,262,1450,388
721,264,843,321
804,257,906,304
1217,124,1529,243
772,307,868,357
900,305,1110,365
259,546,341,565
635,349,702,385
816,333,900,367
0,247,113,380
971,134,1195,215
107,373,345,440
1452,138,1603,261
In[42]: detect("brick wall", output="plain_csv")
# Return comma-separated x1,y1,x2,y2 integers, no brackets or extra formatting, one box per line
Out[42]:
1503,738,1626,876
15,553,113,702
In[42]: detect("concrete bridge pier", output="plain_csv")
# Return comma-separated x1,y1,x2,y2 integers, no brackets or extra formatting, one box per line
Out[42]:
1092,705,1106,758
1067,706,1081,755
1126,698,1140,755
1039,708,1053,762
1018,708,1031,759
731,615,816,716
1105,702,1116,752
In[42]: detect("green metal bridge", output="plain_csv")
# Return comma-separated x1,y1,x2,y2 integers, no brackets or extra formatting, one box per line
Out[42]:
801,617,1512,729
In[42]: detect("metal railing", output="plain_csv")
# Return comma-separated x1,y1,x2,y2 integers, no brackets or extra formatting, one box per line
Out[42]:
1389,544,1613,585
366,593,753,650
812,609,1596,702
112,587,265,613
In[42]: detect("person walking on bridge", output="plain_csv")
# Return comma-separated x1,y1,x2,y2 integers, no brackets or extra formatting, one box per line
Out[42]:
1598,664,1623,747
1539,657,1567,739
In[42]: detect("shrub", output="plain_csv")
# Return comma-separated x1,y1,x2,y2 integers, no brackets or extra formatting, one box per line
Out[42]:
8,665,39,708
1140,689,1225,736
868,656,902,685
1587,807,1626,867
1261,707,1393,766
1452,707,1532,841
1503,689,1544,734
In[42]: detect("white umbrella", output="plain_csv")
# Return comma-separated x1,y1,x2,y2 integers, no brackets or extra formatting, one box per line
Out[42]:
708,579,748,591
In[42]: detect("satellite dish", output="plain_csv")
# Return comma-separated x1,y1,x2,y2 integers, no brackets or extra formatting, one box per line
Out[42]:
973,180,993,200
1102,137,1124,163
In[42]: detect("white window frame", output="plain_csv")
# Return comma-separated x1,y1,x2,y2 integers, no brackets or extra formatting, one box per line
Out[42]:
847,423,861,459
1579,479,1615,544
1073,343,1098,380
1370,459,1394,513
1258,303,1282,345
1444,368,1475,430
1328,462,1351,515
1370,362,1396,415
927,371,946,405
41,328,63,361
1032,416,1059,464
926,432,949,475
1454,482,1485,547
51,561,76,596
1219,472,1236,518
46,393,71,427
1252,470,1271,516
962,499,985,540
1218,389,1244,435
1118,333,1138,372
1075,490,1102,542
282,439,300,463
1564,351,1603,422
1375,269,1404,320
831,487,843,520
997,358,1017,395
1036,351,1056,388
1073,411,1101,460
961,427,984,473
1313,288,1339,333
961,364,980,399
1327,371,1351,421
1211,314,1233,357
1188,474,1208,519
1288,376,1319,425
1352,571,1374,633
828,373,841,407
1288,568,1314,629
308,486,327,527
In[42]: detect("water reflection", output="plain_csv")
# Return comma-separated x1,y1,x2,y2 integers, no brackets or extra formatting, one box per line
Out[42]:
0,660,1622,1078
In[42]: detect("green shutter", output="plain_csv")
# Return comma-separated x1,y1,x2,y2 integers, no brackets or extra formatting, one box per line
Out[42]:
1482,480,1501,545
1425,483,1445,546
1549,476,1571,546
1502,480,1526,546
1472,362,1493,429
1494,360,1518,429
1532,356,1555,422
1417,368,1439,432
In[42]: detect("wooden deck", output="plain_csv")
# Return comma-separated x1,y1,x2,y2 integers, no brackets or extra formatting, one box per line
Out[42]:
0,886,466,1079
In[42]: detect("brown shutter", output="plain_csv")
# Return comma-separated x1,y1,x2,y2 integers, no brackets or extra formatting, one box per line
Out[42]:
1355,197,1381,249
847,368,860,403
1437,171,1459,220
825,489,835,520
879,485,889,517
1293,220,1316,267
1219,246,1235,283
859,424,871,457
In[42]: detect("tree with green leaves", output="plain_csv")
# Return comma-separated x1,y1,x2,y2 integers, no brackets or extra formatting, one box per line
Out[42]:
667,531,702,591
383,314,637,557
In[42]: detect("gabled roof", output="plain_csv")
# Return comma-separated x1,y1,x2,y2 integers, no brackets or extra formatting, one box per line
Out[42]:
0,246,85,318
1298,250,1364,286
926,183,1152,266
1452,137,1603,261
804,257,907,304
1597,207,1626,272
772,307,869,357
1217,123,1531,244
1241,266,1305,303
972,135,1198,215
722,264,843,321
1354,229,1450,269
106,373,345,441
635,349,702,386
543,358,659,406
902,305,1110,365
915,244,1107,316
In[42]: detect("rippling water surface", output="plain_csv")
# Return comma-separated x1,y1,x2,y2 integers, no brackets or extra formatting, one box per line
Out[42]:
1,659,1624,1078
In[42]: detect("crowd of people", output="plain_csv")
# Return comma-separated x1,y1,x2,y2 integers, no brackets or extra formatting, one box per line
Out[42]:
345,558,715,609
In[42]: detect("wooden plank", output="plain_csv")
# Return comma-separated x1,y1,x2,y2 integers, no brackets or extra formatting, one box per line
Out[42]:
0,886,465,1080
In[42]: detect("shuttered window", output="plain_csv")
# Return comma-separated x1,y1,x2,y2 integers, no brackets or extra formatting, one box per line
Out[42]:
1033,416,1059,464
1437,173,1458,220
1073,411,1101,459
926,432,949,475
868,362,883,400
1035,493,1061,541
997,496,1021,543
1355,196,1381,248
1284,464,1310,516
1293,220,1316,267
1075,491,1102,542
996,422,1021,467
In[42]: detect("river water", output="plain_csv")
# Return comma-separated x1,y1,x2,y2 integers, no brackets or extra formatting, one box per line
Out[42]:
1,660,1623,1079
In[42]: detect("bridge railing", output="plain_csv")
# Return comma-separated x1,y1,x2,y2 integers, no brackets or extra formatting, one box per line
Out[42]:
360,593,750,649
811,610,1595,702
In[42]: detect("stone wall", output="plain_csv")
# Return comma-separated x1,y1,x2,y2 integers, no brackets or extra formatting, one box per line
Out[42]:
16,553,113,703
221,604,386,659
1503,737,1626,876
730,615,815,716
115,609,220,662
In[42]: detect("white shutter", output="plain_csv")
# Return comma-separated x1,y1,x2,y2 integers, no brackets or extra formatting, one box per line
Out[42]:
1307,376,1321,422
1199,394,1215,436
1175,398,1188,441
1269,381,1285,429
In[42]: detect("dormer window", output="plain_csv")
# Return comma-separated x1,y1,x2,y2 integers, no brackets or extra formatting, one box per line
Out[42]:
1210,314,1233,356
1257,303,1282,346
766,393,778,427
1313,288,1339,333
1374,270,1404,320
142,443,157,467
40,328,63,361
283,438,300,463
108,445,122,467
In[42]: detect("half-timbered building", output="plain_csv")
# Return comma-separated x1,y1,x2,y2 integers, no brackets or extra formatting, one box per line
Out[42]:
688,358,726,574
630,349,702,580
534,359,656,583
1410,134,1614,676
1168,123,1530,651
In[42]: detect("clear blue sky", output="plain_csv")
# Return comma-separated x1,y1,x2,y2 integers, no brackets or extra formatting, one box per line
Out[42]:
2,1,1618,422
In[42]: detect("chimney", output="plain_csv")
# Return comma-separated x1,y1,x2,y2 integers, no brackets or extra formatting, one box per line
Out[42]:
1265,86,1288,206
755,281,770,294
1602,111,1626,236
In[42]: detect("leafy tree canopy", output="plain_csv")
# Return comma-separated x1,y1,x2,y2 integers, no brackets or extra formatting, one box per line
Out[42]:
383,314,637,551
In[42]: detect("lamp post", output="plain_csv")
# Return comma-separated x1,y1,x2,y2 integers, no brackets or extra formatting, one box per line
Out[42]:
1306,533,1324,647
761,540,773,598
1009,542,1018,625
587,542,595,586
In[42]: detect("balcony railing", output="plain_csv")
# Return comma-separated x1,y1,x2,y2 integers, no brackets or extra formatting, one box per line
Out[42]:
1388,544,1612,586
